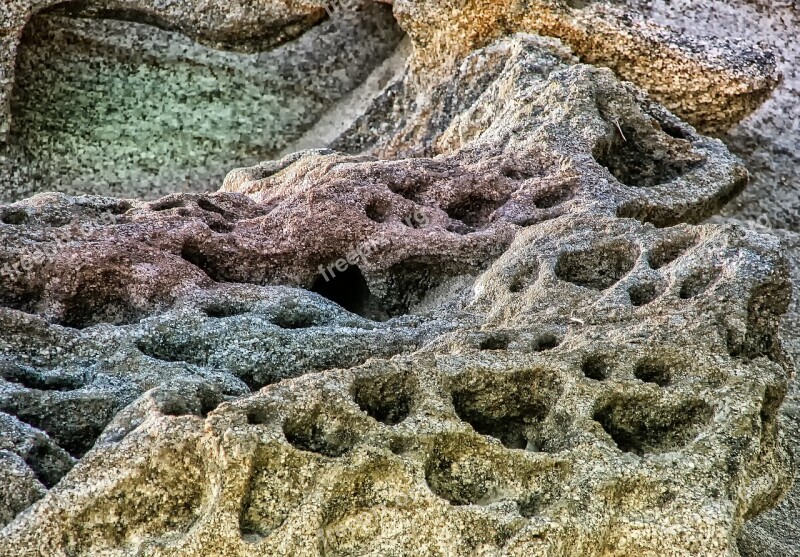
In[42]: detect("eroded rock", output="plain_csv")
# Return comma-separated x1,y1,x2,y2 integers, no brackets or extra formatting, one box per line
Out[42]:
0,32,792,556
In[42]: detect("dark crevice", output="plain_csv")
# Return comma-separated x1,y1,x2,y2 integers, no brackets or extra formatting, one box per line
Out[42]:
480,334,510,351
628,281,660,306
582,353,611,381
311,265,375,320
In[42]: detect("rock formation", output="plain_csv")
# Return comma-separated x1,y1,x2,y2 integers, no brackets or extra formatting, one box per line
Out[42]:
0,1,796,556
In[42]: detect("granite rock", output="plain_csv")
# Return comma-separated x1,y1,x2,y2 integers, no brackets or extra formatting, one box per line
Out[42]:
0,32,793,556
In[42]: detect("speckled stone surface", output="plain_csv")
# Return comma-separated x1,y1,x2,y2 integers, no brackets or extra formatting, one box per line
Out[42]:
0,1,796,556
611,1,800,553
0,2,404,202
0,32,793,556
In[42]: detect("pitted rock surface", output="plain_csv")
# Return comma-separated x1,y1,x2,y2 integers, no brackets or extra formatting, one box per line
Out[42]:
0,30,793,556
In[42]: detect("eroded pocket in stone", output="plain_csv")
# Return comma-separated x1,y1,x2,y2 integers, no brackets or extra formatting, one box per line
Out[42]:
592,119,705,188
593,394,713,455
351,370,416,426
450,368,560,450
554,239,638,290
628,281,661,306
282,403,358,458
679,266,721,299
581,353,612,381
649,234,698,269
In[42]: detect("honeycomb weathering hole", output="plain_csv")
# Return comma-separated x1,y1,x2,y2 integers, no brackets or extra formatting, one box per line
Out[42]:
634,358,672,387
451,369,560,450
282,406,357,458
680,267,721,299
649,235,697,269
555,240,638,290
582,353,612,381
352,371,415,425
628,281,660,306
592,120,705,188
593,396,713,455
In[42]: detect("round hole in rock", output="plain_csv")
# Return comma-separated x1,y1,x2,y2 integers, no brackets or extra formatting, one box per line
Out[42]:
202,303,250,319
628,281,660,306
444,191,508,229
581,353,611,381
271,309,321,330
480,334,510,351
365,200,392,224
207,220,234,234
531,182,576,209
311,265,375,320
0,208,29,225
532,333,560,352
554,240,638,291
0,362,84,392
508,260,539,293
246,406,272,426
150,198,184,212
424,439,495,505
591,119,705,188
634,359,672,387
352,371,415,426
451,369,560,450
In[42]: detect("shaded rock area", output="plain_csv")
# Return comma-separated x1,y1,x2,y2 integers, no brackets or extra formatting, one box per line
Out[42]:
606,2,800,555
0,1,404,202
0,1,796,556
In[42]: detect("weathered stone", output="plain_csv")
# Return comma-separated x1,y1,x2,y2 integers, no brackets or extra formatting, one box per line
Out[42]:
0,31,792,556
0,2,404,202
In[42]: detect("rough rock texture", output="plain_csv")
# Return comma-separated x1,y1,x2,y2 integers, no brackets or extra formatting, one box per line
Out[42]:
606,1,800,554
0,28,793,556
0,2,404,202
0,0,781,204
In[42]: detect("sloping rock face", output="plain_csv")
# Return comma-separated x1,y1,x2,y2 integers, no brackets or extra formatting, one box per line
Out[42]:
0,2,793,557
0,1,404,202
606,2,800,554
